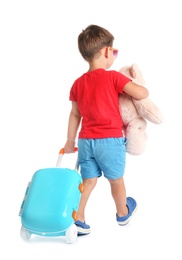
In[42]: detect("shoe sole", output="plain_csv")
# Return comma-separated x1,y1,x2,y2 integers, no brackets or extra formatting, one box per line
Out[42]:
77,226,91,235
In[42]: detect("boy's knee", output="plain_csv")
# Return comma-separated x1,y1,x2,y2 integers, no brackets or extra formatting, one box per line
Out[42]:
108,177,124,185
83,177,97,189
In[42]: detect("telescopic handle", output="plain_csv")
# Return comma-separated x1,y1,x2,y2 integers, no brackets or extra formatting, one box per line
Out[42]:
56,147,78,170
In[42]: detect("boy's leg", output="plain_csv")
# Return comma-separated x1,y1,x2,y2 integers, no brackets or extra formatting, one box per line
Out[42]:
108,176,128,217
108,176,137,225
77,177,97,222
75,177,97,235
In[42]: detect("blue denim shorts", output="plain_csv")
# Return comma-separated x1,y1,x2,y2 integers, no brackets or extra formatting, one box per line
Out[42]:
78,138,127,180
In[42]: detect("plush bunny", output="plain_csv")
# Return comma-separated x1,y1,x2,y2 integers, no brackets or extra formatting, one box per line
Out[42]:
119,64,163,155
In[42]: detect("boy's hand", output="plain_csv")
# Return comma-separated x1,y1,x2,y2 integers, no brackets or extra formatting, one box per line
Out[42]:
64,140,76,153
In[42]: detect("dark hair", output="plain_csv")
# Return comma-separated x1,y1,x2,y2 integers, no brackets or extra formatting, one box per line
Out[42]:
78,24,114,62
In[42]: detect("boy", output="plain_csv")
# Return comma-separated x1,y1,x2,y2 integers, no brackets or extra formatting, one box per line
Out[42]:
64,24,149,235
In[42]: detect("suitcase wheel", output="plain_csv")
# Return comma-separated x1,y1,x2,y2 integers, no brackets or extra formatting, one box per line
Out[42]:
65,224,77,244
79,183,84,193
20,225,31,240
72,210,78,221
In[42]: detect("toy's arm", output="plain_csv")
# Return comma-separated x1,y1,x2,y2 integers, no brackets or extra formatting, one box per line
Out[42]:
133,98,164,124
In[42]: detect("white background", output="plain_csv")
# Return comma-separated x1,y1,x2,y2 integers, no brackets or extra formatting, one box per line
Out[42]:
1,0,182,259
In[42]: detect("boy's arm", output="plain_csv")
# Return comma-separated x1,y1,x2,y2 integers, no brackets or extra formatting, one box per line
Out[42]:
123,81,149,100
64,101,81,153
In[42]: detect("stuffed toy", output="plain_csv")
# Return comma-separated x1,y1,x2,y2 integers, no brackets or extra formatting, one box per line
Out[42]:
118,64,163,155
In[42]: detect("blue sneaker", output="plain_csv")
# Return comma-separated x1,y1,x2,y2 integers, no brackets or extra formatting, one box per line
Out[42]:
75,220,91,235
116,197,137,225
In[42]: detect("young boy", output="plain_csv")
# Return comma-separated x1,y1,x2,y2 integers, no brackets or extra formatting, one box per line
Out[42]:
64,24,149,235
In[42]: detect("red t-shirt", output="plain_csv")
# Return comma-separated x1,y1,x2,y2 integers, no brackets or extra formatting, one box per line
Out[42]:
69,69,131,138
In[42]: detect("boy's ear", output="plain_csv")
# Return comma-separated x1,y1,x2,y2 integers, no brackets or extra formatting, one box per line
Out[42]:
99,47,108,58
105,47,109,58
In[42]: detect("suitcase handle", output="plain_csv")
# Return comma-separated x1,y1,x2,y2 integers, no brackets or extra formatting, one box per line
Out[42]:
56,147,78,170
59,147,78,155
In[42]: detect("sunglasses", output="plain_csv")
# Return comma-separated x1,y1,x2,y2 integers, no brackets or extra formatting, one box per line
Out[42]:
110,47,119,59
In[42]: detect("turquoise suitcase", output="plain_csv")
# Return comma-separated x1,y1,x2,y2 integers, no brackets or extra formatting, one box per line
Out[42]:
19,148,83,243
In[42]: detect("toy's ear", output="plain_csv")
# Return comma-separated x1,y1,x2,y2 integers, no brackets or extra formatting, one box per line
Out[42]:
133,97,164,124
119,63,145,86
